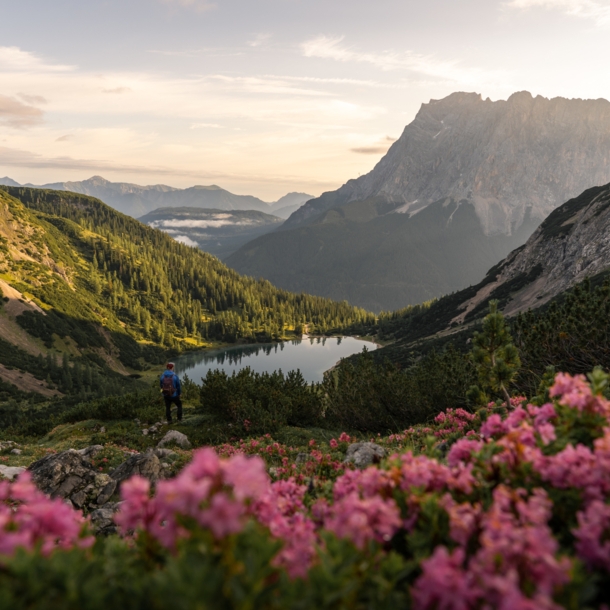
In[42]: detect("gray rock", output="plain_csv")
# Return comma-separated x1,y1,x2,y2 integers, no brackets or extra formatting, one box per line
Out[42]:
10,448,22,455
0,441,16,450
0,465,26,480
111,451,161,485
157,430,191,449
343,442,386,469
96,480,118,505
76,445,104,459
28,450,100,499
452,182,610,322
70,490,87,509
90,503,120,535
154,448,177,459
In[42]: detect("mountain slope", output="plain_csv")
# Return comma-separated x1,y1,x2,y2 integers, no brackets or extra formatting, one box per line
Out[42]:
227,91,610,311
0,186,374,398
227,196,539,312
369,181,610,362
138,207,284,259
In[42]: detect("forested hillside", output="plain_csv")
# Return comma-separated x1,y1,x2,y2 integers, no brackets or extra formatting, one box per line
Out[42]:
0,186,373,399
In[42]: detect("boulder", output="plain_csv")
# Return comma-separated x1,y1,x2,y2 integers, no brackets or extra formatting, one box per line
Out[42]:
10,448,22,455
90,502,121,535
154,448,178,459
28,448,157,510
343,442,386,469
76,445,104,458
0,465,26,480
28,449,108,508
111,451,161,485
157,430,191,449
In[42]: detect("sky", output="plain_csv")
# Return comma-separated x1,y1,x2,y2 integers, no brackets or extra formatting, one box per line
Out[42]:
0,0,609,201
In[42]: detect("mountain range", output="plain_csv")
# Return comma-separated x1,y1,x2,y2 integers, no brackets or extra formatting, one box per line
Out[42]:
0,176,312,219
227,91,610,312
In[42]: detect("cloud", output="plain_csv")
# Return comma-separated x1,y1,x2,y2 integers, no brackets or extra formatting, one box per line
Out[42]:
504,0,610,25
18,93,47,105
173,235,199,247
150,216,254,229
190,122,223,129
0,95,44,128
102,87,132,94
55,135,73,142
160,0,216,12
248,33,272,48
301,36,508,86
0,46,73,72
351,146,389,154
351,135,397,155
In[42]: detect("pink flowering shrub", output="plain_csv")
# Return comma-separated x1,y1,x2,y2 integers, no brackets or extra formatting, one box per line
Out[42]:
0,472,93,556
3,370,610,609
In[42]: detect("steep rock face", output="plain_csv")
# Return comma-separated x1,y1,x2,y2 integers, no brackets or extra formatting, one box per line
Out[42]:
286,92,610,235
453,183,610,321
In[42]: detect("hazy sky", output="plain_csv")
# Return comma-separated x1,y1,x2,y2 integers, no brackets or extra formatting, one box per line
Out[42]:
1,0,609,200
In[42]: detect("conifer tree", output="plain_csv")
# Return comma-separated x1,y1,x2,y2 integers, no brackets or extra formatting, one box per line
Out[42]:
467,300,521,409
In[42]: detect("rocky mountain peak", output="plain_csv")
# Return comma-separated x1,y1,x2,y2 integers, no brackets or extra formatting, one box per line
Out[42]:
285,91,610,235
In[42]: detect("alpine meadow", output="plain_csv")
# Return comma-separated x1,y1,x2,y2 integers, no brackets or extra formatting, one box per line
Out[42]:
2,1,610,609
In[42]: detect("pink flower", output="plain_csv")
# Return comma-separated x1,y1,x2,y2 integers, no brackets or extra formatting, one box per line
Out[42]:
481,414,506,438
439,494,481,547
573,500,610,571
221,454,269,502
411,547,476,610
0,473,92,556
200,493,245,539
550,372,610,416
447,439,484,467
324,493,401,549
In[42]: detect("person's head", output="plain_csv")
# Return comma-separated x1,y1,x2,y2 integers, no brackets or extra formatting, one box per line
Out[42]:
166,362,175,370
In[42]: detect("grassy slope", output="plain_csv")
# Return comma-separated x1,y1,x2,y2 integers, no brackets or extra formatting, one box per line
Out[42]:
0,187,374,400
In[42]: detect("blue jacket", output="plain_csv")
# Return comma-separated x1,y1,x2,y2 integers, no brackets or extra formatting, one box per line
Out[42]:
160,370,181,398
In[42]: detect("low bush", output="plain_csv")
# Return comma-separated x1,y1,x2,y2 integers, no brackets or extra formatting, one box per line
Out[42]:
200,367,323,435
2,369,610,608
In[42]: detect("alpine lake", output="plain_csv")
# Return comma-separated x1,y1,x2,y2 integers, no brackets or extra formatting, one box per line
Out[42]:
174,336,378,384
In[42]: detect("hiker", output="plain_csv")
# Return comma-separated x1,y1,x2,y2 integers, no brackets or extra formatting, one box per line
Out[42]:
160,362,182,423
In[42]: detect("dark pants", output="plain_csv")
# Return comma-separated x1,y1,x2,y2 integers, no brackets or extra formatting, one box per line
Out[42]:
164,395,182,423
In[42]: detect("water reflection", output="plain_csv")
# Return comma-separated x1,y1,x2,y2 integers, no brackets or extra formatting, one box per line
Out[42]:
174,336,376,384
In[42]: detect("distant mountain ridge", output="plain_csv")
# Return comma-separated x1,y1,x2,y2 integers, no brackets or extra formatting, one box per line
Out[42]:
0,176,313,219
227,91,610,311
285,91,610,234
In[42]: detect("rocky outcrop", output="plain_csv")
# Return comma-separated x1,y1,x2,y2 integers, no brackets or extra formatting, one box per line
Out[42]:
343,442,386,469
110,451,161,485
452,183,610,320
286,91,610,235
158,430,191,449
27,446,168,520
28,450,117,510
